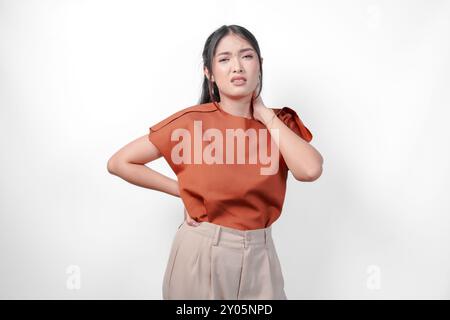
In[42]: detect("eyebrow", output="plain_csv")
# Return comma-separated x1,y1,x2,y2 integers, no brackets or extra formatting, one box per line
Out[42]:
216,48,254,57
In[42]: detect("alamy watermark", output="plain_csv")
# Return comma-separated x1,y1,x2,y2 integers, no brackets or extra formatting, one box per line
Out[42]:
366,264,381,290
66,264,81,290
169,120,280,175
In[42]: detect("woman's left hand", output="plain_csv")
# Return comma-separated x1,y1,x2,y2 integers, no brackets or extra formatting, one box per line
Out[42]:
251,89,275,125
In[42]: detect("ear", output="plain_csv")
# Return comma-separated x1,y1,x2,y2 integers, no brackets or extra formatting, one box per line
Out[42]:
204,67,210,81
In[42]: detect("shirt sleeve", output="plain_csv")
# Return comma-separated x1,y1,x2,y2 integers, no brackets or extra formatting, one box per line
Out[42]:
148,120,171,160
274,106,313,143
147,111,186,174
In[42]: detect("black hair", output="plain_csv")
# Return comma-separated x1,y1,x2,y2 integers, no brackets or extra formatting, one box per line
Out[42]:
198,25,263,105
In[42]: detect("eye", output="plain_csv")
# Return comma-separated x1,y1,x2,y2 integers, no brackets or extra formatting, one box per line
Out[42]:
218,55,253,62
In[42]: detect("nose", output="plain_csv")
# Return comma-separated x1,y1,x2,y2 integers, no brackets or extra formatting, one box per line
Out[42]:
231,56,243,72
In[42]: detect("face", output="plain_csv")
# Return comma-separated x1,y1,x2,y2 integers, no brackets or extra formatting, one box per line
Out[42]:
204,33,262,100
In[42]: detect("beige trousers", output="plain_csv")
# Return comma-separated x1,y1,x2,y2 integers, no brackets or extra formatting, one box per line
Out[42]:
162,220,287,300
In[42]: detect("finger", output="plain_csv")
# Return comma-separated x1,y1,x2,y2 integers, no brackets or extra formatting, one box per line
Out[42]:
188,220,200,227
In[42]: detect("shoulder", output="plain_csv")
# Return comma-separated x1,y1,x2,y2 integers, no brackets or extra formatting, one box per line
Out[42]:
271,106,299,120
271,106,313,142
150,102,217,132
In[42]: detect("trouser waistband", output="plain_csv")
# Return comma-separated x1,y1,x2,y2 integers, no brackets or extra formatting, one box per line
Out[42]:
179,220,272,249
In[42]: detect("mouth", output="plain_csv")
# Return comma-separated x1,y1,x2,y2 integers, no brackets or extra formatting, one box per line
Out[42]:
231,77,247,86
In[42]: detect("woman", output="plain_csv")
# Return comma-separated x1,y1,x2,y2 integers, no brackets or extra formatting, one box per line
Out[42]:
107,25,323,300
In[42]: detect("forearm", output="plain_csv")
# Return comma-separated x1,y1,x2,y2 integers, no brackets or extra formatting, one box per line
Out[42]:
109,162,180,197
261,108,323,181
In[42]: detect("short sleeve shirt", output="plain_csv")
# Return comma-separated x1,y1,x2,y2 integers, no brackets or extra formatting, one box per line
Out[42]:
148,101,313,230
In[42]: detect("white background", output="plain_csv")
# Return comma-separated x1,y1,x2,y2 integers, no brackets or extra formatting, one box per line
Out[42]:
1,0,449,299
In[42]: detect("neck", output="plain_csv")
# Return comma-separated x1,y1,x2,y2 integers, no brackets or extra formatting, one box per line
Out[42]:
218,95,253,119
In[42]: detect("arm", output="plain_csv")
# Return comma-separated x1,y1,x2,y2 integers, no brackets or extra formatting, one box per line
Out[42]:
258,107,324,182
107,134,180,197
250,81,323,181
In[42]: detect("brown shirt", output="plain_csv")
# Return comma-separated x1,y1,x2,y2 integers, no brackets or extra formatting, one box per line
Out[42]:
148,101,313,230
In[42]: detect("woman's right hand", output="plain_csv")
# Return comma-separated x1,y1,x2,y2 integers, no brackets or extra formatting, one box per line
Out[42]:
184,207,200,227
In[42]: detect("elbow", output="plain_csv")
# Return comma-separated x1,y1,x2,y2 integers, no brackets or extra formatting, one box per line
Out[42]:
303,155,324,181
292,151,324,182
309,165,323,181
293,165,323,182
107,157,119,175
306,164,323,181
